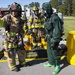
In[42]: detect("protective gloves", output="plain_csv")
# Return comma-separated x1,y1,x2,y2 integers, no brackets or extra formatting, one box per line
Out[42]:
51,42,59,49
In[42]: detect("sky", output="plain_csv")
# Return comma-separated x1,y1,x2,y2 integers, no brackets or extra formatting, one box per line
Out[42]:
0,0,50,8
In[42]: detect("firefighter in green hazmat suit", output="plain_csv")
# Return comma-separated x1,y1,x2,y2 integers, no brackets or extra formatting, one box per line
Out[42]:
1,2,27,72
42,2,64,74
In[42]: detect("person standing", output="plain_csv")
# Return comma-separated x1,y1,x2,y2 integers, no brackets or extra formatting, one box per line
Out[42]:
42,2,64,74
29,6,45,49
1,2,27,72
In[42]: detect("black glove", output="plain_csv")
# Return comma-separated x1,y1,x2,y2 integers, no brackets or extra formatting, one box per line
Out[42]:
51,42,59,49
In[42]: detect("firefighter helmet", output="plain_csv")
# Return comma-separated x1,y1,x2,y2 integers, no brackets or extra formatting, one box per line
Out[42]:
32,6,39,12
32,6,42,16
10,2,22,17
39,9,42,14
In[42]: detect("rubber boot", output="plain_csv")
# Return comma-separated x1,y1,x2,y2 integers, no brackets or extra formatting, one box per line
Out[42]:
53,65,60,74
44,63,55,68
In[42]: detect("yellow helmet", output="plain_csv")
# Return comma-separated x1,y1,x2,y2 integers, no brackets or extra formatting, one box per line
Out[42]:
39,9,42,14
32,6,38,11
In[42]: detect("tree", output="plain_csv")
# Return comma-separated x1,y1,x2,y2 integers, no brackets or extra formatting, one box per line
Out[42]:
29,2,40,8
35,2,40,8
29,2,35,8
50,0,62,9
72,2,75,16
65,0,73,16
58,4,68,15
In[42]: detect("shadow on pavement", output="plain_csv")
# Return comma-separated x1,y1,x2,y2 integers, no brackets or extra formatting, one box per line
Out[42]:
27,60,47,66
60,57,70,70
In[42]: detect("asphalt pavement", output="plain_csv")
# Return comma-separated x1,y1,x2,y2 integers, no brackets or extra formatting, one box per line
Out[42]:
0,58,75,75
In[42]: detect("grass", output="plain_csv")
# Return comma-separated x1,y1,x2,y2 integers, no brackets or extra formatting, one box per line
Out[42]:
63,16,75,39
0,19,4,27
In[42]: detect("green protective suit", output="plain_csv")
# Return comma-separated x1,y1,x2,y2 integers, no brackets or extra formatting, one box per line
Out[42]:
44,13,63,65
43,2,64,74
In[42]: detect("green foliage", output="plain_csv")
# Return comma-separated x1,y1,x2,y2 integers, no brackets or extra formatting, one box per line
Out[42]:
26,0,75,16
0,19,4,27
49,0,75,16
72,2,75,16
50,0,61,9
65,0,73,16
29,2,40,8
29,2,35,7
58,4,68,15
35,2,40,8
